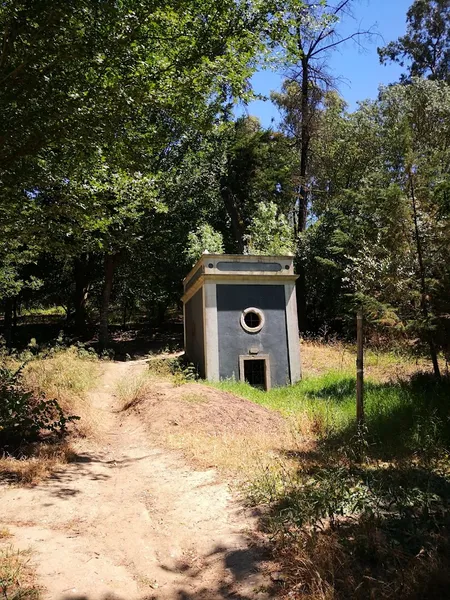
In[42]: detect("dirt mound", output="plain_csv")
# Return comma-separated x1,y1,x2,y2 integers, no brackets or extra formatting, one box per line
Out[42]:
128,381,284,436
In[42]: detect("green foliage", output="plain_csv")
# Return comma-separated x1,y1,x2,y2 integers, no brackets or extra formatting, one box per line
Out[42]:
1,0,450,366
0,364,79,445
250,462,449,532
246,201,295,255
248,450,450,598
229,367,450,599
186,224,224,264
0,0,262,179
301,78,450,360
148,356,198,385
219,116,297,252
378,0,450,82
213,372,450,459
0,0,267,335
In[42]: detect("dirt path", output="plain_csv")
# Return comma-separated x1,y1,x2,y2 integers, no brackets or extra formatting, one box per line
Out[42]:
1,361,271,600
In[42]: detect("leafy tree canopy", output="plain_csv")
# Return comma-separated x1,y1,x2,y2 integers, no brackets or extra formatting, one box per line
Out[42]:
378,0,450,82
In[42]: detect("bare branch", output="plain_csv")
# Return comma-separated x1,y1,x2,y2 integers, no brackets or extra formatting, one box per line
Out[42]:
321,0,354,18
307,26,336,57
329,0,353,17
310,28,378,58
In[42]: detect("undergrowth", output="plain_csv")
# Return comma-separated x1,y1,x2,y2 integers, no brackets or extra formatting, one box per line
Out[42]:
213,372,450,458
0,543,40,599
20,346,100,438
0,365,79,447
0,346,100,484
147,355,197,385
0,442,76,485
117,355,197,411
212,370,450,599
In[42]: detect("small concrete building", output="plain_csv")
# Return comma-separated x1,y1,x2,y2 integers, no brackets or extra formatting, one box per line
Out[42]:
182,254,301,389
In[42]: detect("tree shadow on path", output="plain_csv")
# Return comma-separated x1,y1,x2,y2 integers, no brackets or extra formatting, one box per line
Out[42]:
57,538,275,599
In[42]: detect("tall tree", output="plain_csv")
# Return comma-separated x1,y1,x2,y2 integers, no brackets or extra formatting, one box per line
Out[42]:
270,0,374,233
220,117,296,252
378,0,450,83
305,79,450,374
269,0,374,328
0,0,268,345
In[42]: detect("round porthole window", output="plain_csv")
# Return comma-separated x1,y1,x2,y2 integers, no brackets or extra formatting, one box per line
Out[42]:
240,307,265,333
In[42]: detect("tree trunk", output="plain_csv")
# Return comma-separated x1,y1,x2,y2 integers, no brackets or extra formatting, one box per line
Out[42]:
295,262,307,332
3,297,13,348
156,302,167,326
122,301,127,329
12,297,18,328
73,256,89,334
356,310,364,426
221,183,245,253
295,57,310,332
98,252,119,351
408,170,441,378
298,57,310,234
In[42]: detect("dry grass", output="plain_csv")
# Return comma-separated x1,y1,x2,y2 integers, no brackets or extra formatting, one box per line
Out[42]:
0,442,76,485
164,428,299,478
117,357,193,411
147,357,177,379
120,370,298,478
0,543,40,599
1,348,101,486
21,347,101,437
202,345,450,599
301,339,444,382
180,391,207,403
116,371,154,411
270,520,450,600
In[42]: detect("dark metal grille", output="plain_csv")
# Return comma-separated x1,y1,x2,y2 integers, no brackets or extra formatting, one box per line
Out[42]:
244,311,261,329
243,359,266,390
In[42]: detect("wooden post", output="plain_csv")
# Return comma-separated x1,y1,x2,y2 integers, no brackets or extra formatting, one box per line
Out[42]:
356,309,364,426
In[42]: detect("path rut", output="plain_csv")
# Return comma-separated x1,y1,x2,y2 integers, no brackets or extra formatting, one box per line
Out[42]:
1,361,271,600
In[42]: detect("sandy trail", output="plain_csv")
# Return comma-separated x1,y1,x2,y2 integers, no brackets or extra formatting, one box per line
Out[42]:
1,361,271,600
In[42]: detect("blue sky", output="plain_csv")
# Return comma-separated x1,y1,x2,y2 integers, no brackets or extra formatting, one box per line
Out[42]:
237,0,412,127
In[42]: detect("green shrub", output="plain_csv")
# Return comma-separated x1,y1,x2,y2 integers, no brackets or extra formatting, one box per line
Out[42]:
0,365,79,446
148,356,197,385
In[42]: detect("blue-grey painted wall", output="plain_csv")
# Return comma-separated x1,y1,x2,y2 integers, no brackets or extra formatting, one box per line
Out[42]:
185,288,205,377
216,284,290,387
216,261,282,272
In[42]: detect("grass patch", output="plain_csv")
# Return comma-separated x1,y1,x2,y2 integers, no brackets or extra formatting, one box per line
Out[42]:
251,453,450,599
117,356,198,411
301,339,445,382
208,353,450,599
0,442,76,485
212,372,450,459
164,429,294,477
117,371,154,411
1,347,100,485
23,346,99,399
147,355,197,386
0,544,40,599
21,347,100,437
20,306,66,318
179,391,207,403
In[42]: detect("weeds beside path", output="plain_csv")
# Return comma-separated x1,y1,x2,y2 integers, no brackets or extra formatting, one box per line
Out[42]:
0,360,272,600
209,344,450,600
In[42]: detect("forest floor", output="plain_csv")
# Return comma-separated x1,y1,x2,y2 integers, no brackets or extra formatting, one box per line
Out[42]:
0,360,274,600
